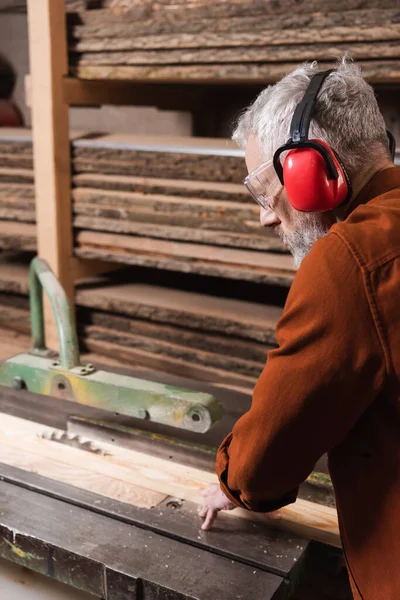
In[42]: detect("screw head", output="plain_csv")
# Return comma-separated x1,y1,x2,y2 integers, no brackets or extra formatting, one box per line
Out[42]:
138,408,149,420
12,377,26,391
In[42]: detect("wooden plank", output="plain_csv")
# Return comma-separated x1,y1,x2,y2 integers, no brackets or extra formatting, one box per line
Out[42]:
82,337,256,391
73,156,245,185
73,214,282,251
0,304,30,336
72,24,400,51
70,2,400,21
0,327,31,361
76,280,281,344
0,259,282,344
0,168,34,185
69,6,398,38
0,153,33,170
0,444,167,508
73,156,246,182
0,413,341,547
0,221,36,251
0,183,36,203
0,292,270,366
72,187,256,215
75,231,291,270
79,307,271,362
73,41,400,66
72,173,250,202
81,324,264,378
75,235,294,286
0,208,35,223
26,0,74,349
72,60,400,83
0,258,31,294
73,131,242,154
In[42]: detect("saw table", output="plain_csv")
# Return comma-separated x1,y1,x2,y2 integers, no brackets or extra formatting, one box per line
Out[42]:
0,259,342,598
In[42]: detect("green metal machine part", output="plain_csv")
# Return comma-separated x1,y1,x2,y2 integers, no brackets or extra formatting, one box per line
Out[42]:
0,258,222,433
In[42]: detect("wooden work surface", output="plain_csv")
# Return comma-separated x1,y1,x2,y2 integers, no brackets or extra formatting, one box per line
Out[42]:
0,468,290,600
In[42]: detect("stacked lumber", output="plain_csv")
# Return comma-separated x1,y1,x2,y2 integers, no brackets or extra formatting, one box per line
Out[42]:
0,255,284,391
67,3,400,83
0,130,36,251
0,129,295,286
72,133,294,285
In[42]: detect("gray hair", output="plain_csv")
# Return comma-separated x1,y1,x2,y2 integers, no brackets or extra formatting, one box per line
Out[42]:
233,58,390,176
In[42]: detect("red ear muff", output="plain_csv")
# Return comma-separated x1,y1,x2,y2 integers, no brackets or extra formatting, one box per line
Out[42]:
278,140,350,212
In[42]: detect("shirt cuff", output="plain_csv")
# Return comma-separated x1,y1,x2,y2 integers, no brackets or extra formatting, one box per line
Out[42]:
216,432,299,512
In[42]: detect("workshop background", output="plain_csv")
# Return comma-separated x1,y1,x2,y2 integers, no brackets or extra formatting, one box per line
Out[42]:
0,1,399,599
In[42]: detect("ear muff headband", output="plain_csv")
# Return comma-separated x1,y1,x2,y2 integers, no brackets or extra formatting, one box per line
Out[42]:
290,69,335,143
273,69,396,213
387,129,397,161
273,69,351,212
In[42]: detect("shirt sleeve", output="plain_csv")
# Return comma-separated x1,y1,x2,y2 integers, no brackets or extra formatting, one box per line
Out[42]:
216,231,387,512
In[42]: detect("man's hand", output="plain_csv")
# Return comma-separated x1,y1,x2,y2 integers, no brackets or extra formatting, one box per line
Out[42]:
199,483,236,530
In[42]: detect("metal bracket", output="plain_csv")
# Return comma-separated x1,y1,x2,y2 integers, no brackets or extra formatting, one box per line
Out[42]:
0,258,222,433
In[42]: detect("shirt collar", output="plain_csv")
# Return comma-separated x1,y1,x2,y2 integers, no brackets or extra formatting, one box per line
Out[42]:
354,166,400,206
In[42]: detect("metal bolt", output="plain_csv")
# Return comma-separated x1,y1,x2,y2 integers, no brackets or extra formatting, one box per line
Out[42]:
138,408,149,420
12,377,26,391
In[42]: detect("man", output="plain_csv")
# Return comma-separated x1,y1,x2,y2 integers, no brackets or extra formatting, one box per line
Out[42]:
199,59,400,600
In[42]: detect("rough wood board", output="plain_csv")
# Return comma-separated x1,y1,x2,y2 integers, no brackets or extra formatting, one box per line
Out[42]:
0,298,270,366
70,7,400,38
0,182,36,202
0,327,31,360
72,173,250,202
76,280,282,344
0,221,36,251
75,245,294,285
73,156,246,184
0,154,33,170
69,1,399,21
0,259,282,344
0,168,34,185
73,214,281,252
0,208,36,223
73,131,242,153
79,307,272,362
73,41,400,66
0,260,30,294
73,214,278,251
82,337,257,390
81,324,264,378
72,187,258,216
72,61,400,83
0,413,340,547
72,25,400,51
75,231,294,271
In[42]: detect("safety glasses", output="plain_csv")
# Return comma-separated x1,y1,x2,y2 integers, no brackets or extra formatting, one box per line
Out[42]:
243,159,283,210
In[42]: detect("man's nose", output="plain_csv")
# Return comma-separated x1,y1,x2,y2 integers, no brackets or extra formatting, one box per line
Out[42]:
260,207,281,227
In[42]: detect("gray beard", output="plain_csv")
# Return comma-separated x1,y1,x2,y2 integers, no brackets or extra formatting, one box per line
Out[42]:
277,216,330,268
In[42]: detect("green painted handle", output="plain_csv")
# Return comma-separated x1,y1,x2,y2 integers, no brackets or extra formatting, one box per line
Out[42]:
29,258,81,370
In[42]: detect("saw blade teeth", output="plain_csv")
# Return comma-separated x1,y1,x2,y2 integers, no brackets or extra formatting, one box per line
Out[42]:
40,429,107,455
